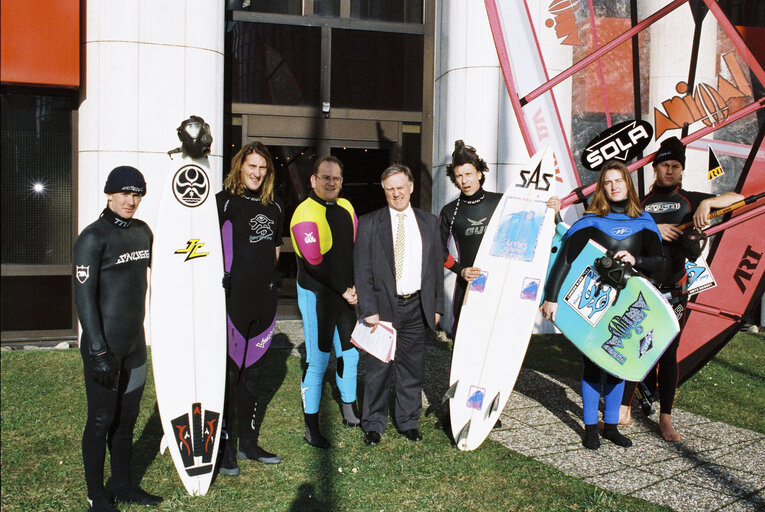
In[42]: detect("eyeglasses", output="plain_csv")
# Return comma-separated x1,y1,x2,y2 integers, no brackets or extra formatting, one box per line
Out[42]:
316,175,342,184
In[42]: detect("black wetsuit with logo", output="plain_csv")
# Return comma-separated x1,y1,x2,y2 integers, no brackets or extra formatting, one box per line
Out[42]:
73,207,152,499
216,189,283,451
439,188,503,330
622,185,713,414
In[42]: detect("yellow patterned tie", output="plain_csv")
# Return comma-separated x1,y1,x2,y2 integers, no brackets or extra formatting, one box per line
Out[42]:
394,213,406,281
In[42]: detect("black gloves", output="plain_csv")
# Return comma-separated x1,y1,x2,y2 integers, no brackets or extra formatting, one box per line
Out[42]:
91,350,119,389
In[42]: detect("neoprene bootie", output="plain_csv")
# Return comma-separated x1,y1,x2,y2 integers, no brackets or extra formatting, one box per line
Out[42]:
304,412,330,448
112,485,162,506
238,437,282,464
88,495,118,512
219,436,240,476
603,423,633,447
342,401,361,427
583,424,600,450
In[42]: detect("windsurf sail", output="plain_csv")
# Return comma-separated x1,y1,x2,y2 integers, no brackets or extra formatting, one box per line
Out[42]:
486,0,765,383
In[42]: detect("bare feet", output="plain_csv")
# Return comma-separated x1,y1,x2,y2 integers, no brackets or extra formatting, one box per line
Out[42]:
618,405,632,426
659,413,681,442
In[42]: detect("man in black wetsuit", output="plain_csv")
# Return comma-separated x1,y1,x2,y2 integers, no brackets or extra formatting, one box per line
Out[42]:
217,141,284,475
438,141,560,430
620,136,743,441
73,166,162,512
440,140,561,331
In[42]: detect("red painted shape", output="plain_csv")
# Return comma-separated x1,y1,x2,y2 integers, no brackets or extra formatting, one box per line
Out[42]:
0,0,79,88
676,140,765,382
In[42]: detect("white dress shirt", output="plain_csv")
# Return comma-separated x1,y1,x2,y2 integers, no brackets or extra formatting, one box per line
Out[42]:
388,205,422,295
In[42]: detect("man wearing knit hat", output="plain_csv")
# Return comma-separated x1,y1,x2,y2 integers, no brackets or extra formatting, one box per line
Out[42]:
74,166,162,511
620,137,743,442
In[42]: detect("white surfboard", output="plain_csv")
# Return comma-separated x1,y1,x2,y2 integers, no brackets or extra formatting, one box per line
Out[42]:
447,147,558,451
150,154,226,495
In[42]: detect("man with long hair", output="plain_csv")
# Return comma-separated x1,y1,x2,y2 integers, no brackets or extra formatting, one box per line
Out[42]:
217,141,284,474
541,160,666,450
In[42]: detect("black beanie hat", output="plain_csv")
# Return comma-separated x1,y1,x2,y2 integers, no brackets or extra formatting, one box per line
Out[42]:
653,136,686,168
104,166,146,195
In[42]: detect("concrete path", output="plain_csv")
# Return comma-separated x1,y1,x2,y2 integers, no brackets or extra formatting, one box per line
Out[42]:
490,369,764,512
274,321,765,511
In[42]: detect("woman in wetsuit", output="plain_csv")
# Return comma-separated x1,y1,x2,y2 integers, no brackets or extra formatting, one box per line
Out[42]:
540,160,665,450
216,142,284,474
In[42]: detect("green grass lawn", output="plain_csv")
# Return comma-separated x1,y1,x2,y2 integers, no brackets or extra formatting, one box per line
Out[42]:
1,344,673,512
523,332,765,435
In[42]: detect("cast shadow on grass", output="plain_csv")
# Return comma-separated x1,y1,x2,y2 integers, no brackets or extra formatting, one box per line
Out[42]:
131,404,163,485
251,334,291,446
294,338,339,512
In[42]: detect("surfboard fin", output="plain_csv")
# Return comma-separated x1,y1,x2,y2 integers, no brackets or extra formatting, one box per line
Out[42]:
488,392,501,415
441,381,458,404
160,435,168,455
455,420,470,447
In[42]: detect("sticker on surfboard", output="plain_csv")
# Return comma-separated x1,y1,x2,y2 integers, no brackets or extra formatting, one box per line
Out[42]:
469,271,489,293
173,164,211,207
489,199,546,261
563,266,618,326
466,385,486,410
520,277,540,300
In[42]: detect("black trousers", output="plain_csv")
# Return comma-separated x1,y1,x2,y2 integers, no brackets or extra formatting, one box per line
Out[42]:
361,294,427,433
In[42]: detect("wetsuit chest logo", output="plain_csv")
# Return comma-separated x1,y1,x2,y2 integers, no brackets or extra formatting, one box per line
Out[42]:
645,202,680,213
464,217,487,236
610,226,633,239
115,250,151,265
249,214,275,243
76,265,90,284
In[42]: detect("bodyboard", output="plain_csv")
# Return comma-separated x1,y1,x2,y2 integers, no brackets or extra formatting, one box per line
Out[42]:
547,234,680,382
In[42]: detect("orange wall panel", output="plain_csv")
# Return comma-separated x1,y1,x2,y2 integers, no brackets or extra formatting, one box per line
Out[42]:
1,0,80,88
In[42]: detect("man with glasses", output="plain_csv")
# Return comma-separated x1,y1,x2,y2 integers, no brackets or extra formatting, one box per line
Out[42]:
290,156,360,448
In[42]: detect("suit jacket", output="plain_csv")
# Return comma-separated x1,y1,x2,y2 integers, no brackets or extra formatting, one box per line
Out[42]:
354,206,444,331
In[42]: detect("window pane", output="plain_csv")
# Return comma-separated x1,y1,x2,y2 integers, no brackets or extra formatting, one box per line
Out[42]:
226,0,302,15
331,29,423,111
350,0,422,23
1,93,73,265
1,275,72,331
314,0,340,17
228,22,321,106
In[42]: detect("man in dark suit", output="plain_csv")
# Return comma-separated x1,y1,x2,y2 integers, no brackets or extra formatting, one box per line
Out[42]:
354,164,444,445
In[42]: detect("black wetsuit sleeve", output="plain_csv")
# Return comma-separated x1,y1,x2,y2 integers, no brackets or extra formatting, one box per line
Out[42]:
439,209,465,276
74,229,108,356
274,197,285,248
543,227,591,303
633,228,665,274
216,192,231,227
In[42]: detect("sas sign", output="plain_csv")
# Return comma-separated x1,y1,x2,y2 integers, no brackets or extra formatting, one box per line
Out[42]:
581,120,653,171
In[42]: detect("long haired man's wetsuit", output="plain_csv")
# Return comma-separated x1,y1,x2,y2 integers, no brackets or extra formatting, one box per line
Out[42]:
74,207,152,502
290,191,358,414
217,189,283,455
622,185,714,414
544,202,664,426
439,188,502,331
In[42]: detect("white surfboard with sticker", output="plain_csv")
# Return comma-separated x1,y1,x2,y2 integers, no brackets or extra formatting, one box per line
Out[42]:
446,147,558,451
150,154,226,495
